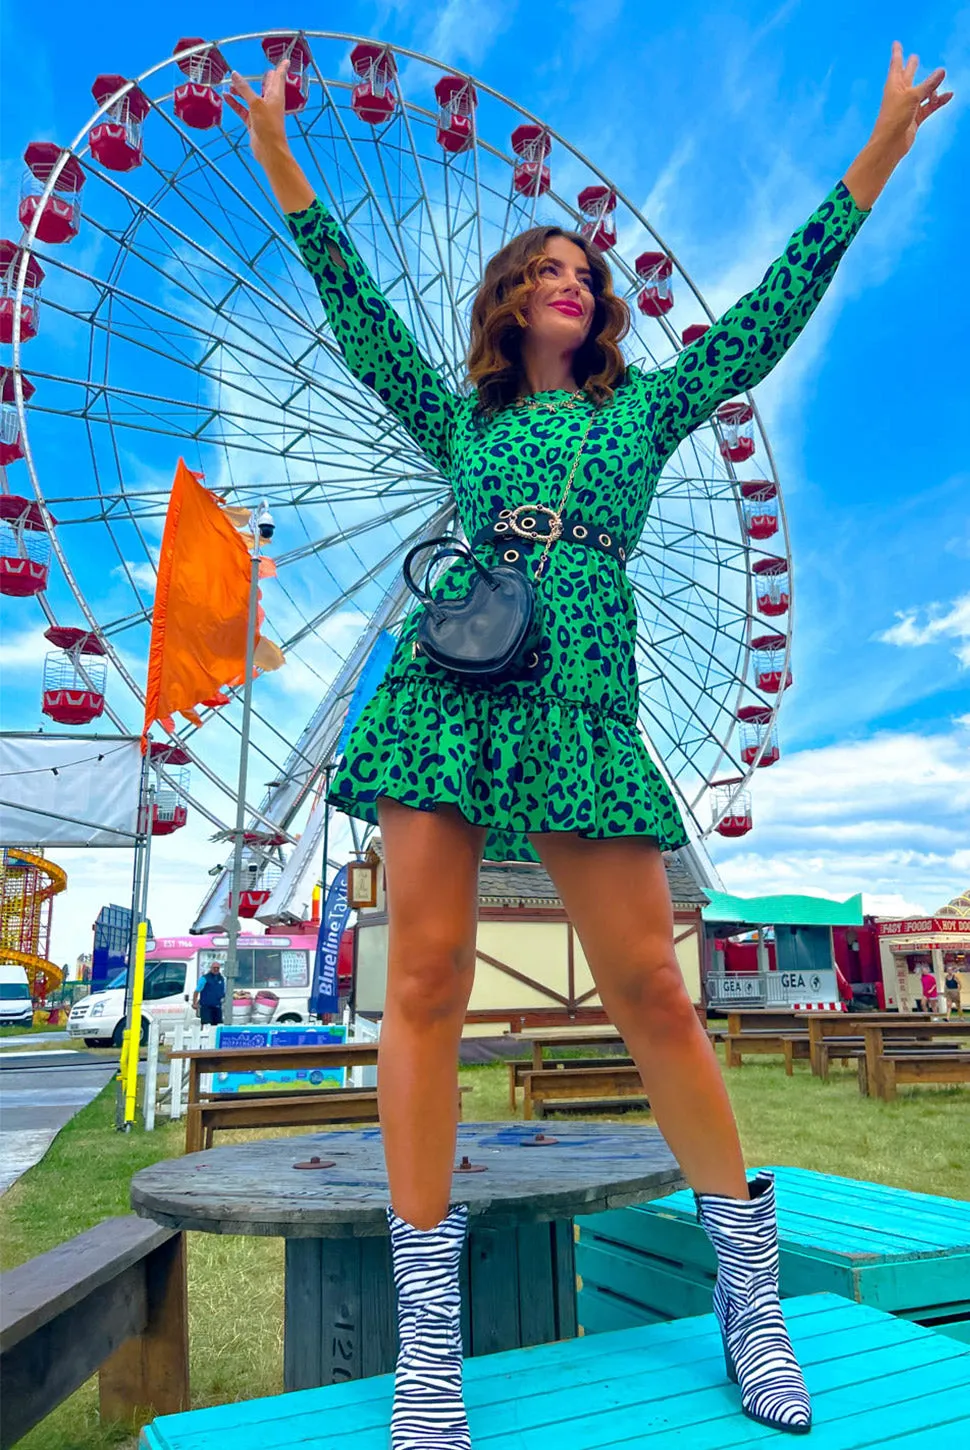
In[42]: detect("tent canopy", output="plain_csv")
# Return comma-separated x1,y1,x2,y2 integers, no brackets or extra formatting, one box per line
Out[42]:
703,890,864,928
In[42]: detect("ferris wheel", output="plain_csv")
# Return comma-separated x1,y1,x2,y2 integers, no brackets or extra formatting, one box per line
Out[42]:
2,29,793,926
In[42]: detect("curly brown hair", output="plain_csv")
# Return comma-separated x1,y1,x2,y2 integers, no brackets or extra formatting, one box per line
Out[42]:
466,227,630,416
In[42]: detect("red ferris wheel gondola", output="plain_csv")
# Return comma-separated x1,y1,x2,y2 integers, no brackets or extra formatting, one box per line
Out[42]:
577,186,617,251
510,125,551,197
434,76,477,154
89,76,151,171
41,627,107,726
19,144,85,245
0,495,55,598
751,633,792,693
740,480,779,540
0,369,35,467
146,741,190,835
0,242,44,344
737,705,780,767
635,251,673,316
262,35,313,114
711,777,753,838
172,39,230,130
716,400,755,463
752,556,790,618
681,322,709,346
350,43,397,125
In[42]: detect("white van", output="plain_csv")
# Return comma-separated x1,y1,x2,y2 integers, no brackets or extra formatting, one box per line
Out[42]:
0,963,34,1028
66,932,318,1047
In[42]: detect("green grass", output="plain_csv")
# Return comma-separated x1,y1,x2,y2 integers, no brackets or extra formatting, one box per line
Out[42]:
2,1050,968,1449
0,1022,65,1037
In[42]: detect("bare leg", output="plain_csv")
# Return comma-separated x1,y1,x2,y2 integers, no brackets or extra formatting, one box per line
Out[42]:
378,798,487,1229
530,831,748,1199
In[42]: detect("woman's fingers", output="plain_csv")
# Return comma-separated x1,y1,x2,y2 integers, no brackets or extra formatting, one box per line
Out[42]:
889,40,903,76
916,66,947,99
918,91,953,125
230,70,259,105
904,52,919,84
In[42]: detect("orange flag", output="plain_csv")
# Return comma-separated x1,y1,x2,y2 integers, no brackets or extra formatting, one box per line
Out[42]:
143,460,283,746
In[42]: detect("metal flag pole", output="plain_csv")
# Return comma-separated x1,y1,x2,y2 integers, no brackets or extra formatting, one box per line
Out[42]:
117,750,152,1129
225,500,274,984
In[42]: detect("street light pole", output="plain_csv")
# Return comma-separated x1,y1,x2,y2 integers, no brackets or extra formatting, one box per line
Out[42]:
225,500,272,983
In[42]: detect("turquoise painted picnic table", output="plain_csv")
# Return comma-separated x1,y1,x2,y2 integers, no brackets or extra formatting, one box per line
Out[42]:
577,1166,970,1343
141,1293,970,1448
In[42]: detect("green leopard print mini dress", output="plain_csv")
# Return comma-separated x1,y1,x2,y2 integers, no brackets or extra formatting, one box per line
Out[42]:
287,182,867,864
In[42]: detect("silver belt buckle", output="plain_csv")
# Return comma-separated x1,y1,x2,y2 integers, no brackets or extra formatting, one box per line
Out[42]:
507,504,562,542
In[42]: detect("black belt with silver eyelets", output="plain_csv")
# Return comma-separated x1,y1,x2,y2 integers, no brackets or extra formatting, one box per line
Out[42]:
470,509,628,568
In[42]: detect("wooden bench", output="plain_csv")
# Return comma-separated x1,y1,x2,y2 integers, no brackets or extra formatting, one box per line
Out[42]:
141,1294,970,1448
508,1054,635,1108
724,1031,809,1074
523,1064,647,1119
0,1216,187,1448
861,1050,970,1102
815,1033,949,1080
187,1085,471,1152
859,1021,970,1100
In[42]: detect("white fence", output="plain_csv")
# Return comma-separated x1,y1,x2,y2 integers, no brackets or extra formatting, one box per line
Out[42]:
142,1010,382,1129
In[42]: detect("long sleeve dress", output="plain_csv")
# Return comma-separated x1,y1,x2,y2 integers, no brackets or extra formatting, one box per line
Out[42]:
287,182,868,864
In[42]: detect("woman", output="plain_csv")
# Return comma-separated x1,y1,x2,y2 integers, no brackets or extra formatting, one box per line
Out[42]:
945,968,962,1017
229,43,950,1444
921,965,941,1015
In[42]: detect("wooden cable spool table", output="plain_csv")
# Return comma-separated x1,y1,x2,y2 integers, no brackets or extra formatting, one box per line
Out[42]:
130,1121,683,1390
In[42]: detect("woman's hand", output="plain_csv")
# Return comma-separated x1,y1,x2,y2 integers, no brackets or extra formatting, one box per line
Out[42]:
871,40,952,164
226,57,290,169
843,41,953,210
225,57,315,213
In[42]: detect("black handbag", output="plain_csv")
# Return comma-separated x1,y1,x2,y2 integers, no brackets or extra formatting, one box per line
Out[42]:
402,537,538,678
401,409,596,681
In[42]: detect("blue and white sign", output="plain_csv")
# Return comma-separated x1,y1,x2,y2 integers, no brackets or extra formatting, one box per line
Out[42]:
311,864,351,1016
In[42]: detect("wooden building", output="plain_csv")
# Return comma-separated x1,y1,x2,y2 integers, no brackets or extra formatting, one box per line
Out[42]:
353,845,709,1034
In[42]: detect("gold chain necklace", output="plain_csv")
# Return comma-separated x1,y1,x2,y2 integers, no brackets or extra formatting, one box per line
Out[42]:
516,387,587,414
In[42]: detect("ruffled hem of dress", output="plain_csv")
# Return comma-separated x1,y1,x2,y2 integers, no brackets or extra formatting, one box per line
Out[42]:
326,673,690,863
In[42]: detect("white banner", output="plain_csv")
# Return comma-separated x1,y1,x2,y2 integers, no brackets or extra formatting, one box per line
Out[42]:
0,733,142,846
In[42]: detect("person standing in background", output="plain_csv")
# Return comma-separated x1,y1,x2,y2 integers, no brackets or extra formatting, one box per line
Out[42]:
193,959,227,1026
944,969,962,1017
920,966,940,1015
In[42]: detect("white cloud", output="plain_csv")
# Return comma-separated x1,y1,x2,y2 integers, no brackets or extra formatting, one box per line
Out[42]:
111,557,157,592
878,592,970,669
0,625,50,671
708,721,970,914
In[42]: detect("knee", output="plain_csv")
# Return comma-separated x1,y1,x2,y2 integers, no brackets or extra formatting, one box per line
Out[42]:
612,949,698,1035
387,929,476,1024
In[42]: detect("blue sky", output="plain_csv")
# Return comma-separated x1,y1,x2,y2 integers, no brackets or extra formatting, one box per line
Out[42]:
1,1,968,960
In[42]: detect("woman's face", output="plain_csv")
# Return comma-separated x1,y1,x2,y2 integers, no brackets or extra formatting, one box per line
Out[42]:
521,235,595,352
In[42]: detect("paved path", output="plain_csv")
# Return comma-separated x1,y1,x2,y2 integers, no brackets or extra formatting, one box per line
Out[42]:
0,1050,117,1194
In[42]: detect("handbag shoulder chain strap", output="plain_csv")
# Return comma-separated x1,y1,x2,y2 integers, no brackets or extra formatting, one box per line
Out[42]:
531,408,597,583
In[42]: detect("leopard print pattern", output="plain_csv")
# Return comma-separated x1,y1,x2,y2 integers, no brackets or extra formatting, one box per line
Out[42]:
288,183,867,862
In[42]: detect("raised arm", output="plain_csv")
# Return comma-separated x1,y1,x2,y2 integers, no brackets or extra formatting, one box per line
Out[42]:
654,41,952,456
228,60,460,474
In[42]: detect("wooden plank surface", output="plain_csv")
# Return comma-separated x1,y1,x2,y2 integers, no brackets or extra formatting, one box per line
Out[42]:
131,1123,684,1239
139,1294,970,1449
1,1216,173,1349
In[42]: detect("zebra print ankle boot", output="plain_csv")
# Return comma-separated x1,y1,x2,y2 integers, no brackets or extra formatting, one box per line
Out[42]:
386,1201,471,1450
696,1173,812,1434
